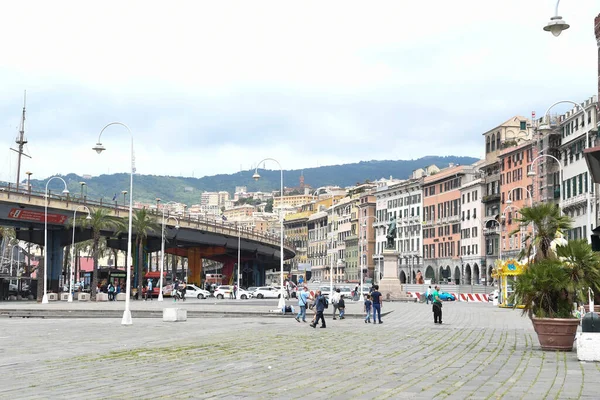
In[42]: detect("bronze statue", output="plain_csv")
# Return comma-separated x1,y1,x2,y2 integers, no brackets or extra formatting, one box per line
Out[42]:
386,217,397,249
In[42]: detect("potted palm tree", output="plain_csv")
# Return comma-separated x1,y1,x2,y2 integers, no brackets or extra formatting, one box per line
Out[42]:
510,203,600,351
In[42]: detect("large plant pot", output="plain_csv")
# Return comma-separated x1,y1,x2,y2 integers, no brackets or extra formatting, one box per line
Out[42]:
532,317,580,351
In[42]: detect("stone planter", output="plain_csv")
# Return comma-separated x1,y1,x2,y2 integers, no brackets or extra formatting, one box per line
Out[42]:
532,317,580,351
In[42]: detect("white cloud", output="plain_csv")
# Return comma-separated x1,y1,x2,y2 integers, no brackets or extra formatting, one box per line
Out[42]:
0,0,597,185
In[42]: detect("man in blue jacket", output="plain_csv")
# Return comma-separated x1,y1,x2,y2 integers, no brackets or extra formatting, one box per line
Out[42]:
310,290,327,329
295,286,311,323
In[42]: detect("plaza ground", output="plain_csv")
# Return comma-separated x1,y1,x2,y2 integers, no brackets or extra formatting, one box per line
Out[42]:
0,300,599,399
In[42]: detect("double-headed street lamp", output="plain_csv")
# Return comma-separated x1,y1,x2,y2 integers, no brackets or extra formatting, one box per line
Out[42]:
69,206,91,302
252,158,286,309
42,176,69,304
159,208,179,302
93,122,135,325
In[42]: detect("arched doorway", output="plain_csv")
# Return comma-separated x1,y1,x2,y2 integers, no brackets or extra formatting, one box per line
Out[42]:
454,266,461,284
474,264,480,285
465,264,472,285
399,271,407,284
425,266,435,282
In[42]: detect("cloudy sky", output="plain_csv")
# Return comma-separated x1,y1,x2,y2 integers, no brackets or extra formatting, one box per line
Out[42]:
0,0,598,183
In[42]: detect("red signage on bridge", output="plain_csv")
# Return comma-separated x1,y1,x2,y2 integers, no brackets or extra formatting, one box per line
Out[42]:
8,208,68,224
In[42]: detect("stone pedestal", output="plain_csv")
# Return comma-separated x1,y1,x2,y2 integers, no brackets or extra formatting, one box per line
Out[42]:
60,293,70,301
116,293,127,301
77,293,90,301
378,249,415,302
47,293,58,301
163,308,187,322
577,333,600,361
96,293,108,302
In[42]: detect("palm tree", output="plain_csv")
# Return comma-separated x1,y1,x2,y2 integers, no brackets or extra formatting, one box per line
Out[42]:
132,208,160,298
77,209,125,300
512,203,571,260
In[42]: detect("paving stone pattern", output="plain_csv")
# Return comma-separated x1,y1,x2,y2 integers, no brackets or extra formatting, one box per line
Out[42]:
1,301,599,399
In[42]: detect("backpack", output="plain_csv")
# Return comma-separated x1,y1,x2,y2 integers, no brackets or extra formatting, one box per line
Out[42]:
323,296,329,309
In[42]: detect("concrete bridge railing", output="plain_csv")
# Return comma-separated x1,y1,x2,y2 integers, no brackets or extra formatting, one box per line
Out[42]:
0,182,294,252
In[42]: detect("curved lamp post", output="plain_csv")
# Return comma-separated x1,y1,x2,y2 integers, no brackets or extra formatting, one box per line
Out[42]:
93,122,135,325
69,205,92,302
252,158,286,309
42,176,70,304
159,211,179,302
537,101,591,243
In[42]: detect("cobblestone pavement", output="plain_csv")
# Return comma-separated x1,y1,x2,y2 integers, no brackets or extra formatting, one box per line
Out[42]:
1,301,599,399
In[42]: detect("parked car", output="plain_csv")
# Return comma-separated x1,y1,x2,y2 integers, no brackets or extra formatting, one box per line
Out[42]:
213,285,251,299
439,292,456,301
252,286,284,299
183,284,211,299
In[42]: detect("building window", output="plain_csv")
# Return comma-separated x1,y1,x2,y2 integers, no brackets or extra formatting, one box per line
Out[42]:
486,137,490,153
496,133,501,150
491,134,496,151
520,121,527,130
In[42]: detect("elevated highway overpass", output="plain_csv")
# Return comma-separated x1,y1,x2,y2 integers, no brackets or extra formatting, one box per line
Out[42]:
0,183,295,292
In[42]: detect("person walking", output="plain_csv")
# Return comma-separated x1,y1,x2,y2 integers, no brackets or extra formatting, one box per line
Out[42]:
338,295,346,319
371,285,383,324
426,285,432,305
432,285,443,324
331,289,341,320
146,279,153,301
295,286,311,323
364,294,372,323
310,290,327,329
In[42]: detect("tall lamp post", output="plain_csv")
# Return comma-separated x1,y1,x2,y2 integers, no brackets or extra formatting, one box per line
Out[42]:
69,205,91,302
252,158,286,309
159,209,179,302
536,102,589,242
92,122,135,325
237,225,241,300
42,176,70,304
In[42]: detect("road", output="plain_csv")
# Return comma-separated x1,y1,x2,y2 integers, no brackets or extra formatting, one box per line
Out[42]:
0,301,598,399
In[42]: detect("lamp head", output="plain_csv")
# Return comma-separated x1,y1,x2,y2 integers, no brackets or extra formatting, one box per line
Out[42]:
62,188,70,195
527,171,536,177
506,198,513,205
85,214,92,220
252,172,261,181
543,16,569,37
500,214,506,221
537,124,552,135
92,143,106,154
175,225,180,230
80,182,86,186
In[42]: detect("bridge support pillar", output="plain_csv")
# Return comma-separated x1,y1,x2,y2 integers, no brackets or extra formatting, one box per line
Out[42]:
187,248,203,286
47,230,64,294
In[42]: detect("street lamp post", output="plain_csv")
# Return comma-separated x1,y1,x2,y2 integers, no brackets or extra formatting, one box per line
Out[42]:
159,208,179,302
237,225,241,300
42,176,70,304
93,122,135,325
252,158,286,309
536,101,590,243
79,182,86,202
69,206,92,302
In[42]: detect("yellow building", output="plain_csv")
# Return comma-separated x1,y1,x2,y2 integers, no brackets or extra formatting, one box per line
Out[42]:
275,194,316,209
222,205,256,220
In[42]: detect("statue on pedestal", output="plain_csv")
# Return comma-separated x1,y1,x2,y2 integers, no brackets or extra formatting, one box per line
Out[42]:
386,217,397,250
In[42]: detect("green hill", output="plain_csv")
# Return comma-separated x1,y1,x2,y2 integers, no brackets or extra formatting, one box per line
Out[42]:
28,156,479,205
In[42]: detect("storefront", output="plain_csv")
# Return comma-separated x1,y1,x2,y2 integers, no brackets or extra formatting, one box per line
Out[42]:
492,258,525,308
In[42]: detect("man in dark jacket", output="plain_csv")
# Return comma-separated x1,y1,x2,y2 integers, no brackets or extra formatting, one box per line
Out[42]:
310,290,327,329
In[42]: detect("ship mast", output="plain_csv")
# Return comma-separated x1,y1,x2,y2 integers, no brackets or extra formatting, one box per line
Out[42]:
10,91,31,190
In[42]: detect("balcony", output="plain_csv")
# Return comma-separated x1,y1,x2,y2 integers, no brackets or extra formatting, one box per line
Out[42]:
482,194,500,204
484,226,499,235
561,193,587,210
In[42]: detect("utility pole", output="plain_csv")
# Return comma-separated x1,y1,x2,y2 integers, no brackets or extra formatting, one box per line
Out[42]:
10,91,31,190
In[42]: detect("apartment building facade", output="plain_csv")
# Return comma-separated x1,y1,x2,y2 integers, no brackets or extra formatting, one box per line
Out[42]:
459,175,485,284
423,165,479,283
307,211,328,282
558,96,599,241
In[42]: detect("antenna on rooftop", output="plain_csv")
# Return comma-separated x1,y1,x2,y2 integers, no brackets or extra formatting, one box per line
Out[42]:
10,91,31,190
